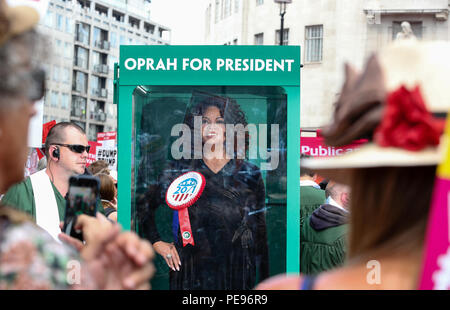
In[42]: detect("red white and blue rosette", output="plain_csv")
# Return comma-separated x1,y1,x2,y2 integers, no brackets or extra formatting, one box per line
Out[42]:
165,171,205,247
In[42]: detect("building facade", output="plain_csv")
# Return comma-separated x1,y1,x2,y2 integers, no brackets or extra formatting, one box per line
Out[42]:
38,0,171,141
205,0,450,129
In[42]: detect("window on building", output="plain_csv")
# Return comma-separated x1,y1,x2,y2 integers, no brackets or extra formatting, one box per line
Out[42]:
65,16,73,34
73,71,87,94
305,25,323,63
92,51,100,68
256,0,264,6
90,75,99,96
254,33,264,45
215,0,220,23
223,0,232,18
119,34,127,45
54,39,62,56
275,28,289,45
51,91,59,108
42,64,50,81
144,22,155,35
112,10,125,23
44,10,53,27
56,13,64,31
107,103,116,119
234,0,240,13
93,26,101,45
110,31,117,48
75,22,90,45
52,65,60,81
95,3,108,17
44,90,51,106
71,95,87,119
74,46,89,69
62,67,70,84
205,4,211,37
64,42,72,58
61,93,69,110
129,16,141,30
88,124,104,141
109,55,118,71
108,78,114,93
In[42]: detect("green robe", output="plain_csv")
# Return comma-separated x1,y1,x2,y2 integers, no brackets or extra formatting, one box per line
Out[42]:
1,176,66,221
300,186,326,226
300,216,348,275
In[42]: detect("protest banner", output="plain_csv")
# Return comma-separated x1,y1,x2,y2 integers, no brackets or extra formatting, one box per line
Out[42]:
300,136,367,158
419,118,450,289
97,131,117,148
96,146,117,170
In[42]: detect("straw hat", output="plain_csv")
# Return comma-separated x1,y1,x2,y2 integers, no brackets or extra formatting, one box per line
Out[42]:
0,0,39,45
302,40,450,176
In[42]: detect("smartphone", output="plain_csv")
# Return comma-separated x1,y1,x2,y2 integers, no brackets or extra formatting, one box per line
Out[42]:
62,175,100,241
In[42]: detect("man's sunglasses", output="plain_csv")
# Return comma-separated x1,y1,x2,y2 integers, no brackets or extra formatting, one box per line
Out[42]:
53,143,91,154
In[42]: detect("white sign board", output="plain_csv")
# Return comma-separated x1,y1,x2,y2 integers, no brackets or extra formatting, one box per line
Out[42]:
27,98,44,148
96,147,117,171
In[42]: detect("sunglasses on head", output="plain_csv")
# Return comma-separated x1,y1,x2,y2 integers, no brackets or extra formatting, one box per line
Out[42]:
53,143,91,154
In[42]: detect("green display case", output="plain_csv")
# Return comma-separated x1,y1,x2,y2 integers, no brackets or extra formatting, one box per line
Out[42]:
115,46,300,290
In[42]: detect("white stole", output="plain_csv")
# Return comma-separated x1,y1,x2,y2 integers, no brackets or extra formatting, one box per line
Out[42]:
30,169,62,243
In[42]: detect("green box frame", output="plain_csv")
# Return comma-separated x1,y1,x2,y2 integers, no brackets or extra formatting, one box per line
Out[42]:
115,45,301,274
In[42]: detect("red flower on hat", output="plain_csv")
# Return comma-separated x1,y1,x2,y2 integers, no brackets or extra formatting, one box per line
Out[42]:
374,85,444,151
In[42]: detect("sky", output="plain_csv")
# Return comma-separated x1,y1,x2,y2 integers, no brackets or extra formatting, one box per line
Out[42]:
149,0,210,45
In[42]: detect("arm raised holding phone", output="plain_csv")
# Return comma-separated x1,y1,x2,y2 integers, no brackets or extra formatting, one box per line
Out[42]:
59,213,155,289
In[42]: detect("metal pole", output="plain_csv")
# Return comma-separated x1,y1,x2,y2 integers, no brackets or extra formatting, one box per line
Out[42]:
279,3,286,45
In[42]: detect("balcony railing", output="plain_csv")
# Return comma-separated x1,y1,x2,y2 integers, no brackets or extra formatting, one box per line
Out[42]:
71,108,86,119
90,111,107,122
72,82,86,94
94,40,111,51
91,88,108,98
74,57,88,69
93,64,109,75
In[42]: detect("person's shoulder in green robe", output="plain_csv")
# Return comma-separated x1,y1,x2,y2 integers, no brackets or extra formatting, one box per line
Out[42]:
300,186,326,223
300,214,348,275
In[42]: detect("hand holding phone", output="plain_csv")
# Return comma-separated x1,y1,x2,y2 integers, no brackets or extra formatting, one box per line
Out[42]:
62,175,100,241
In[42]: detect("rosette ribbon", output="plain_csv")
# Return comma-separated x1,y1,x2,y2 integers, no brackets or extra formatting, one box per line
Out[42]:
165,172,206,247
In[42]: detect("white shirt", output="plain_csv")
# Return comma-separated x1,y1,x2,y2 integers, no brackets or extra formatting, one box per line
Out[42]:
326,196,349,213
300,179,321,189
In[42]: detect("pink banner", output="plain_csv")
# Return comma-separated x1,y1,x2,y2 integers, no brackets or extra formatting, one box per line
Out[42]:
419,177,450,289
300,136,367,157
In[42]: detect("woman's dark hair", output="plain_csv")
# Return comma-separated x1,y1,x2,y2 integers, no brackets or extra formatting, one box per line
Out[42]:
184,91,250,159
347,165,436,262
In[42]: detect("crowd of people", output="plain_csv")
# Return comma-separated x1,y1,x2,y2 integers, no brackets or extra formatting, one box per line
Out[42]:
0,0,154,290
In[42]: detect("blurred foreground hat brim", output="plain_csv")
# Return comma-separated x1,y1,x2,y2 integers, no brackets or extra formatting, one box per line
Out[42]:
0,1,39,45
302,140,448,184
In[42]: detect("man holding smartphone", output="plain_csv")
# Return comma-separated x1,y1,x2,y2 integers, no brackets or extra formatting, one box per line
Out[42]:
2,122,97,241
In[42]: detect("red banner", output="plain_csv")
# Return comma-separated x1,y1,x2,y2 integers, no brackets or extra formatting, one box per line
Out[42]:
97,131,117,142
87,141,102,166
